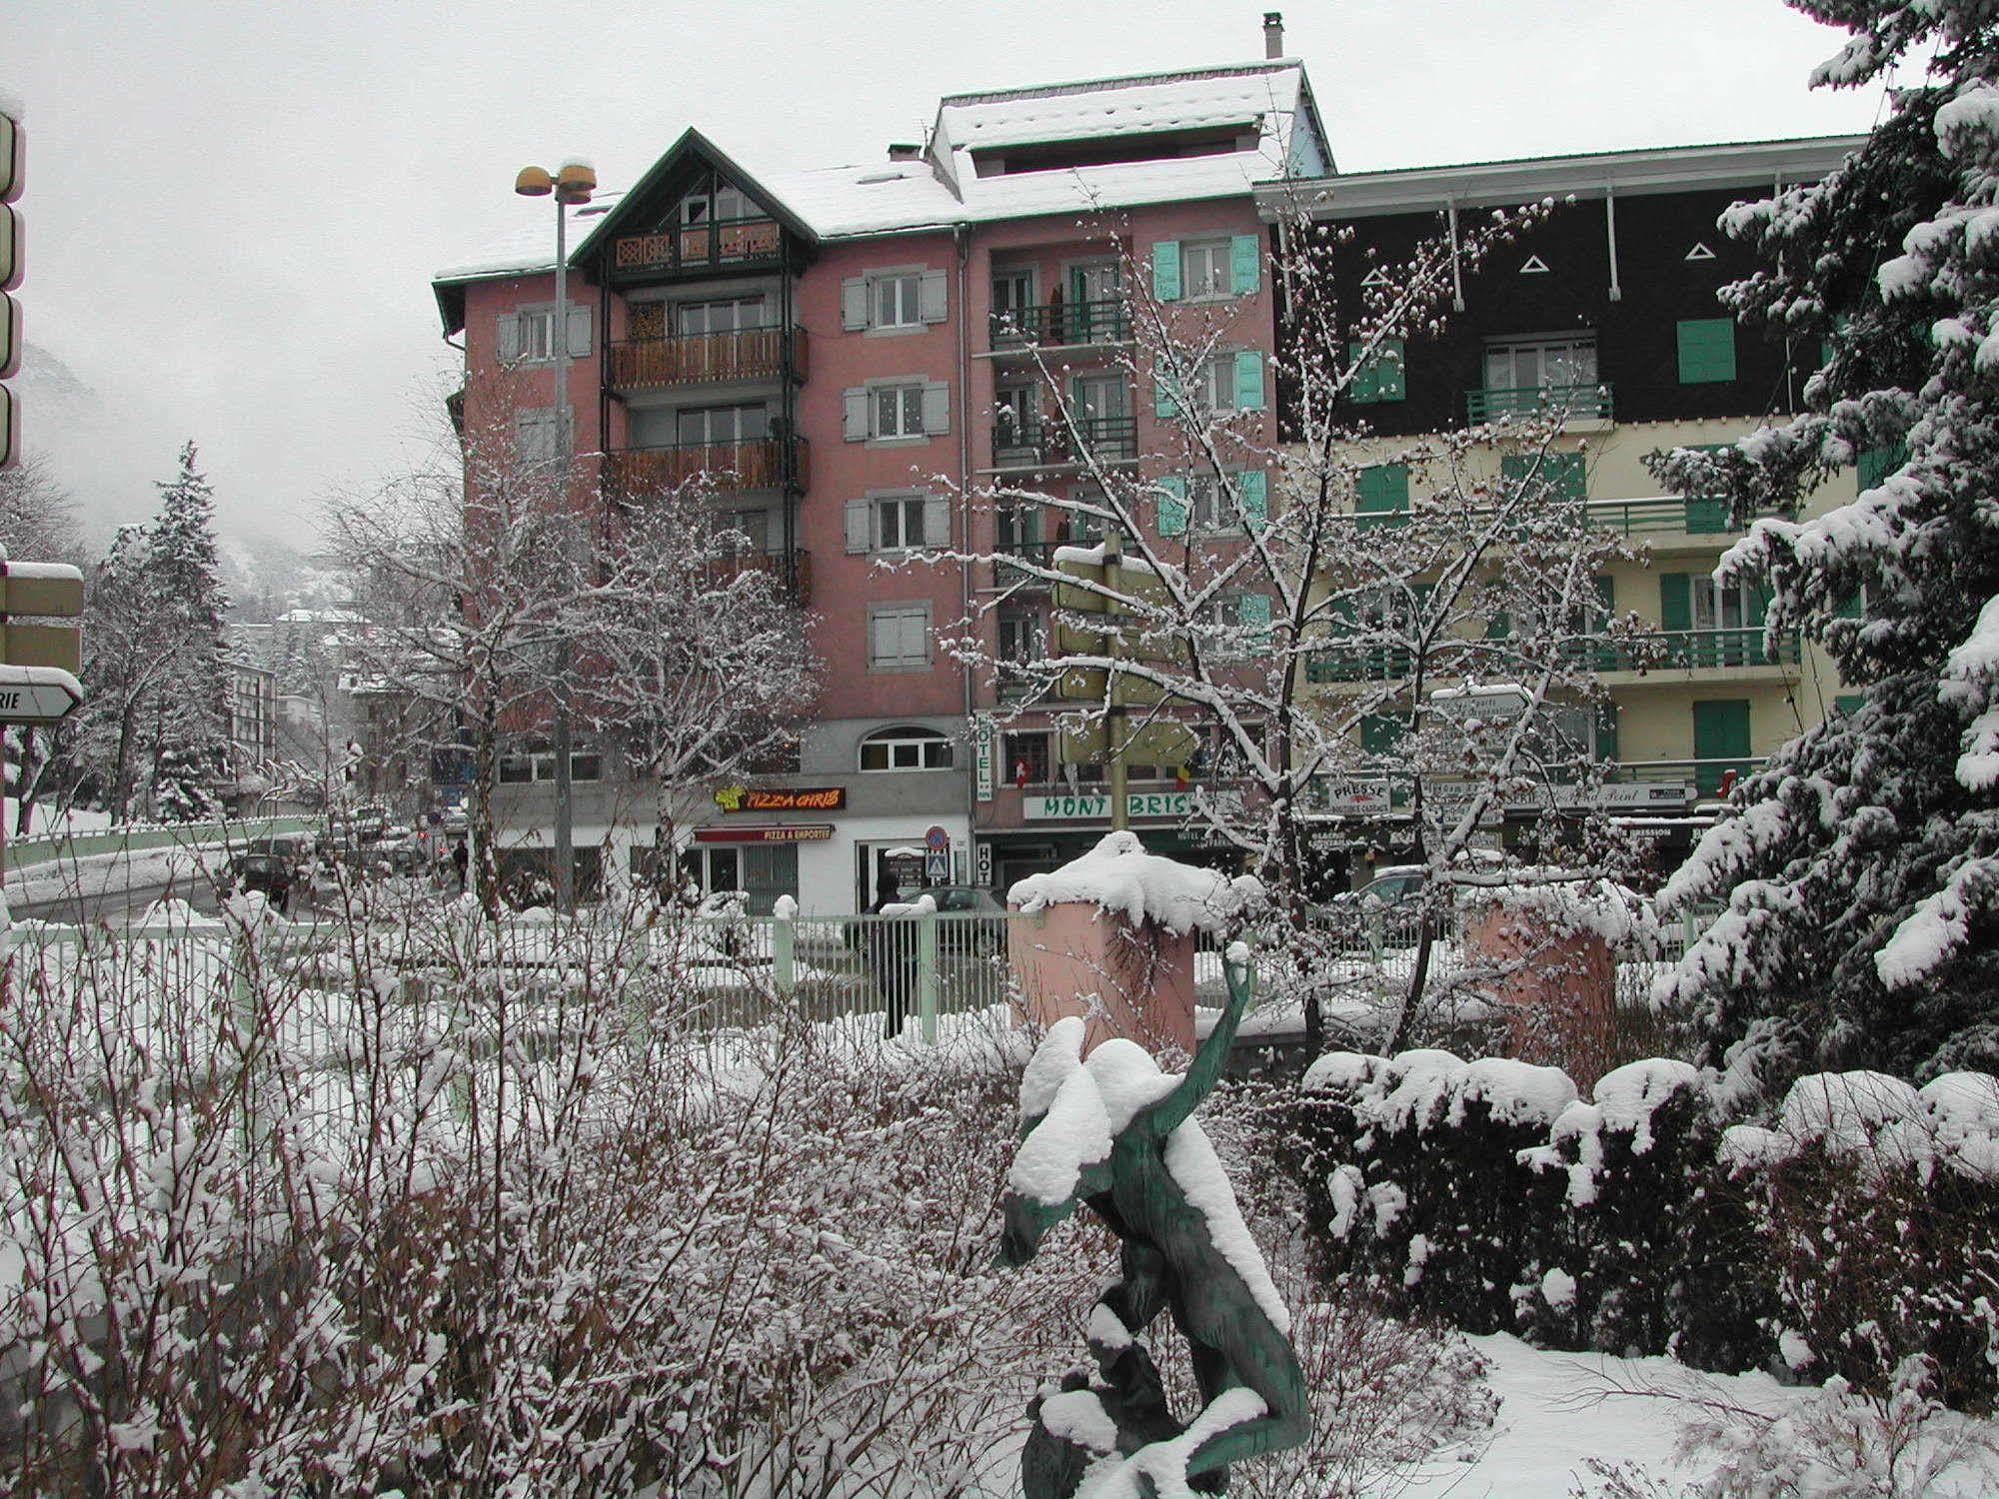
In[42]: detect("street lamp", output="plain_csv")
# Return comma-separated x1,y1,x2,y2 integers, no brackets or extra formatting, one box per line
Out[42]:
516,157,596,910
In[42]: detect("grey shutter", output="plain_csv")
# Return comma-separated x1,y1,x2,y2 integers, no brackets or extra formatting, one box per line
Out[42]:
565,305,592,358
841,278,871,330
845,498,872,553
923,492,949,547
496,312,521,362
843,388,871,441
918,269,947,323
921,381,951,435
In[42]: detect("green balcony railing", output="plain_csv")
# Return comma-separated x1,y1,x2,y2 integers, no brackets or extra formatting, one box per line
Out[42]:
989,299,1131,349
992,415,1138,469
1466,382,1613,423
1586,496,1778,537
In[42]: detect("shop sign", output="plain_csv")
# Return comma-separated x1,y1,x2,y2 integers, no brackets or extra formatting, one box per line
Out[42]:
714,785,846,813
693,824,835,844
973,718,995,802
975,840,994,890
1504,781,1694,813
1023,790,1192,822
1314,783,1392,818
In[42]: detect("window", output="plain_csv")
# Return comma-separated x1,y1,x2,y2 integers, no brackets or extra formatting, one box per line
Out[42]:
517,309,555,361
996,503,1042,558
992,267,1036,326
675,403,768,445
867,604,930,671
874,494,927,551
997,610,1044,665
876,274,922,328
715,508,770,554
1485,334,1597,395
677,177,753,226
995,385,1037,449
513,408,570,465
676,296,766,334
1347,339,1405,404
875,384,926,439
497,738,602,784
1677,319,1737,384
1002,730,1051,786
1160,470,1268,535
859,724,954,770
1181,239,1233,299
499,303,591,365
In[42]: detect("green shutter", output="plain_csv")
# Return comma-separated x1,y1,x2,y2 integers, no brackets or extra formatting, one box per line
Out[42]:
1154,368,1181,420
1502,451,1585,501
1692,700,1752,793
1677,318,1737,384
1235,350,1266,411
1485,610,1512,639
1237,592,1272,647
1152,240,1182,302
1356,463,1409,529
1834,693,1865,715
1361,713,1405,754
1593,573,1616,616
1157,476,1188,538
1348,338,1405,404
1834,587,1863,619
1683,442,1731,531
1237,468,1268,533
1659,572,1693,632
1857,442,1908,492
1595,700,1620,762
1230,234,1261,296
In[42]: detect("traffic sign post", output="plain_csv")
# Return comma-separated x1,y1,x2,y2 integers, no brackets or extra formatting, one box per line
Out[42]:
0,666,81,724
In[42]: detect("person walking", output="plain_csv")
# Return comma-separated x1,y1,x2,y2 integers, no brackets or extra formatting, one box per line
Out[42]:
451,838,469,894
866,868,917,1038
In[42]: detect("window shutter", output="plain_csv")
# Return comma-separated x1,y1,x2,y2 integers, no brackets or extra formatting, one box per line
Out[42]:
1857,442,1907,491
1373,339,1406,401
1834,587,1864,620
1153,369,1182,421
1234,351,1266,411
1237,469,1268,532
904,608,929,664
496,312,521,363
841,278,871,330
1152,240,1182,302
1593,573,1616,618
565,304,592,359
921,381,951,435
1361,714,1404,754
1157,476,1189,538
1676,318,1737,384
1237,592,1272,647
923,492,950,547
1659,572,1693,632
1485,611,1511,640
845,498,872,554
1595,701,1620,762
918,269,948,323
1356,463,1409,529
843,388,870,442
1347,341,1374,403
1229,234,1261,296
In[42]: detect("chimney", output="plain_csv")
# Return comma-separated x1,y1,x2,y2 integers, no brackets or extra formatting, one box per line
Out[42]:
1263,11,1284,59
887,142,922,161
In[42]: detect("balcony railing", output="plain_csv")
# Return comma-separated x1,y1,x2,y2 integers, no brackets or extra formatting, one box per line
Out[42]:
1304,627,1801,684
991,416,1138,470
609,326,806,391
989,300,1131,350
1466,382,1614,424
1585,496,1777,537
610,216,784,278
605,436,808,496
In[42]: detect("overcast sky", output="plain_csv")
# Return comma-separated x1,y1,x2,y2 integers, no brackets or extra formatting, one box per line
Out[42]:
7,0,1890,564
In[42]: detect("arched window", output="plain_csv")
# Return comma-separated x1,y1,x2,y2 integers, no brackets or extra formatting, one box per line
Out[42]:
859,725,954,772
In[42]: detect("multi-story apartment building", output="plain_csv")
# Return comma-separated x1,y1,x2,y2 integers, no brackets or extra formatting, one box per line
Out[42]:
1267,136,1866,875
433,37,1329,912
432,25,1862,910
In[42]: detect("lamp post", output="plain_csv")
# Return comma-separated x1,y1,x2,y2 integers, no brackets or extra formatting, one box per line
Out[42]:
515,157,595,910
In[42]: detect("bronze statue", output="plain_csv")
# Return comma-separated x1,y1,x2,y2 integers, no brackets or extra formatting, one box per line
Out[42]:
999,952,1308,1494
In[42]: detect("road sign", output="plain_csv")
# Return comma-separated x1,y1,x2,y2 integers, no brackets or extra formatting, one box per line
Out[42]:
925,848,949,880
0,621,79,674
0,665,81,724
0,562,83,617
924,823,948,851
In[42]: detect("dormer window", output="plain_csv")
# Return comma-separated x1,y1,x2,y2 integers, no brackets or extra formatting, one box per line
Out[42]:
677,174,754,226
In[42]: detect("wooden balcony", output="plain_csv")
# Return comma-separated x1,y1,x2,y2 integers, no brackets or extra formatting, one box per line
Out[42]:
605,436,808,497
714,549,811,607
610,216,784,280
609,326,807,392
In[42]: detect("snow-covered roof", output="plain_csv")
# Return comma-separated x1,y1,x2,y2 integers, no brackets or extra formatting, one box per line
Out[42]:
934,61,1304,155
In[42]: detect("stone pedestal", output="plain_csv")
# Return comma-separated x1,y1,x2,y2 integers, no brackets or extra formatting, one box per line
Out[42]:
1007,901,1196,1059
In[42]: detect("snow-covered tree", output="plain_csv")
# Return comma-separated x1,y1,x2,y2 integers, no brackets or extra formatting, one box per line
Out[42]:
142,441,233,818
950,201,1635,1052
588,483,816,900
1651,2,1999,1094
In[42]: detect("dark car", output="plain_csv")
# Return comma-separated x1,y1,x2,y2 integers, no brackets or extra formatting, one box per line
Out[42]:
226,853,295,913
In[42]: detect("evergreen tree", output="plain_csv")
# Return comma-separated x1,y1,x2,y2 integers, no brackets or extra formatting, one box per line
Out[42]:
141,441,233,819
1652,2,1999,1095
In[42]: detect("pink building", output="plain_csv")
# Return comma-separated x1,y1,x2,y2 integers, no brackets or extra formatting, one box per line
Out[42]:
431,41,1331,913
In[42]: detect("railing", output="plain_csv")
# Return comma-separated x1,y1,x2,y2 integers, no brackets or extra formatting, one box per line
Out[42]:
606,436,808,496
994,538,1063,581
611,216,783,277
608,326,807,390
4,813,321,873
1305,627,1801,684
991,415,1138,469
988,300,1131,349
1586,496,1775,537
1466,382,1614,423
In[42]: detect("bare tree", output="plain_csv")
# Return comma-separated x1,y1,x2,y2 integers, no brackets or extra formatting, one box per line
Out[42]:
950,195,1636,1052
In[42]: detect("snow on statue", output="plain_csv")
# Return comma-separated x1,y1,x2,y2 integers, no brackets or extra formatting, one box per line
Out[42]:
999,950,1307,1496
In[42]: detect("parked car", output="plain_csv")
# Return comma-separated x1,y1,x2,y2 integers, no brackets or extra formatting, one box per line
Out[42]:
845,885,1005,954
224,853,296,913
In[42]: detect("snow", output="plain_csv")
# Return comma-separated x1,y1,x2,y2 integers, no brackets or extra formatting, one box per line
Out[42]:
1589,1059,1705,1154
1456,1057,1579,1129
1717,1068,1999,1180
1086,1300,1133,1352
1041,1389,1119,1456
1310,1049,1576,1134
1162,1116,1291,1334
1538,1266,1576,1310
1018,1015,1087,1119
1007,831,1262,936
1072,1386,1268,1499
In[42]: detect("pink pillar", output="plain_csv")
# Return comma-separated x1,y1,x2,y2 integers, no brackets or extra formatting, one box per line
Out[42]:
1466,903,1617,1081
1007,900,1196,1059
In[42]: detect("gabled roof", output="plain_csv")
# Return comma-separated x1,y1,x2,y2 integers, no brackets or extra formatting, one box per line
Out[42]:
567,126,822,267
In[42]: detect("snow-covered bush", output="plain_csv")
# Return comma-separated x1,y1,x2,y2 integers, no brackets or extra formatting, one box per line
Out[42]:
0,902,1098,1495
1282,1052,1999,1410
